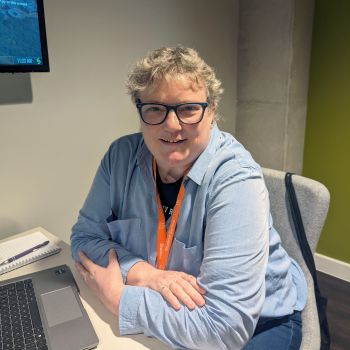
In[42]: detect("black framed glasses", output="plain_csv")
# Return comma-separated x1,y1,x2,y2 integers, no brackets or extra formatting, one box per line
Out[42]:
136,100,208,125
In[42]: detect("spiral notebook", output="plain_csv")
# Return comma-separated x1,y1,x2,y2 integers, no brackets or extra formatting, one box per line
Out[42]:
0,231,61,275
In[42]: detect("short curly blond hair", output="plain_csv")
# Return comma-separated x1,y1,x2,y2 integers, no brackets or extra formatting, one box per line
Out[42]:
126,46,223,108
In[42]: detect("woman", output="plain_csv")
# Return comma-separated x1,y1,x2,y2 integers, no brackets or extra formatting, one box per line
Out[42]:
71,46,307,350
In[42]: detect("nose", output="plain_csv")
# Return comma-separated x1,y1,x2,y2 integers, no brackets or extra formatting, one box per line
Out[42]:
163,109,182,130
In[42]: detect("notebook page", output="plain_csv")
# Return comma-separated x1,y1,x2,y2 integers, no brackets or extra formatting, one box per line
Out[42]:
0,231,61,274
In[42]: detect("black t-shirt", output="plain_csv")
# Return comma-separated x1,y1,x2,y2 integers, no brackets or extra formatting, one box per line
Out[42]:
156,167,183,221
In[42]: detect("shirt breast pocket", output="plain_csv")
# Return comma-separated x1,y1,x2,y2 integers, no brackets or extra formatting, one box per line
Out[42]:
167,238,202,276
106,218,145,259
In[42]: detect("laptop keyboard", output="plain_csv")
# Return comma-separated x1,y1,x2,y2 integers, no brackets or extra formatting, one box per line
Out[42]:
0,279,48,350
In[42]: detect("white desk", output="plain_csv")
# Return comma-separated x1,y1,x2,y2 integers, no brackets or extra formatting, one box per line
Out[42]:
0,227,172,350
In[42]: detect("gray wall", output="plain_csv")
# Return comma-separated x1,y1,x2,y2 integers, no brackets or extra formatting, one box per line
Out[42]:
236,0,314,173
0,0,238,242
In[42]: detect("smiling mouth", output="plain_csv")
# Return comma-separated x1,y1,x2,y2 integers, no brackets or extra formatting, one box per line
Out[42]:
160,139,186,144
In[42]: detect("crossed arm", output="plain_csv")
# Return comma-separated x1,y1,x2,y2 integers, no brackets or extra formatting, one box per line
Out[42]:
75,250,206,316
71,149,270,349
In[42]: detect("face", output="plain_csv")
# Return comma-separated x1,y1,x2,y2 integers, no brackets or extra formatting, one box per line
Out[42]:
138,76,215,177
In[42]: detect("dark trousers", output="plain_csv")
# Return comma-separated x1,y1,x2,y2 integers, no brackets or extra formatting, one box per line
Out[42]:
242,311,302,350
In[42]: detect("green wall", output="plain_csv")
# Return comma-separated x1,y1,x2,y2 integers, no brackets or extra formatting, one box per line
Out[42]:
303,0,350,263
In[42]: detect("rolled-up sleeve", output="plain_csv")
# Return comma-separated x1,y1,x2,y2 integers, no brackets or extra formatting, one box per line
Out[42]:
119,168,270,349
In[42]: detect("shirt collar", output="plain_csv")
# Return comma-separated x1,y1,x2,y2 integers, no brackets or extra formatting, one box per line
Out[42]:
136,123,221,186
186,123,220,185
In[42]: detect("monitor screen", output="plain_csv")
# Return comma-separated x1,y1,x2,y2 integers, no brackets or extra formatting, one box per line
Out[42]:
0,0,49,72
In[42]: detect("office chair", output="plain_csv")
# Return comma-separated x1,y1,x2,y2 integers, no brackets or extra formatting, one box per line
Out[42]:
262,168,330,350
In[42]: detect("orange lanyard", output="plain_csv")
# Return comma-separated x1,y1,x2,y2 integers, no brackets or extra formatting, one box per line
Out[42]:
153,158,186,270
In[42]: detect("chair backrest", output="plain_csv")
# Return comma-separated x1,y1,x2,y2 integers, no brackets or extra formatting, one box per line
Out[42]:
262,168,330,350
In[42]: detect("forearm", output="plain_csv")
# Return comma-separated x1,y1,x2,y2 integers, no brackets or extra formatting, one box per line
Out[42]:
119,286,249,350
119,253,264,349
71,223,143,282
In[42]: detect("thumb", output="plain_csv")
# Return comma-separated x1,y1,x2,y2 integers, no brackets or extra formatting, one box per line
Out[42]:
107,249,123,281
108,249,118,264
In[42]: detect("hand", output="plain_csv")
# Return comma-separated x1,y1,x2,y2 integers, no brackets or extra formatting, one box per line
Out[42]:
146,269,206,310
75,249,123,316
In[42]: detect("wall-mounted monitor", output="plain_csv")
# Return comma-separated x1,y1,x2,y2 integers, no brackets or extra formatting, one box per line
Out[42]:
0,0,49,73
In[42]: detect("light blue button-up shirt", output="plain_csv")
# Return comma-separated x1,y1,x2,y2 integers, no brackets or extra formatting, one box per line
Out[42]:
71,125,307,350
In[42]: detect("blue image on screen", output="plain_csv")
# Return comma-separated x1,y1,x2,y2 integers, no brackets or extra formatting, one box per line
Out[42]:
0,0,43,65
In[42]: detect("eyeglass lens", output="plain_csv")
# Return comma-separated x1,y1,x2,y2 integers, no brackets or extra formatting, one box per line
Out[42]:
140,104,204,124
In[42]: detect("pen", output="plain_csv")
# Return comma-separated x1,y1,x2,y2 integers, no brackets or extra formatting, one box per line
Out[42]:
0,240,50,266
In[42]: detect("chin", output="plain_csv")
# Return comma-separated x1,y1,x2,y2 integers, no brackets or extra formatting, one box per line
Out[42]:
164,152,189,163
158,155,187,168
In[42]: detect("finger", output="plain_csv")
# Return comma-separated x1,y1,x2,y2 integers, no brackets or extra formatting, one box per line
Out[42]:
75,262,89,281
182,274,206,294
107,249,121,273
106,249,124,287
108,249,118,264
75,261,86,273
168,282,196,310
160,286,181,310
78,251,95,271
180,280,206,307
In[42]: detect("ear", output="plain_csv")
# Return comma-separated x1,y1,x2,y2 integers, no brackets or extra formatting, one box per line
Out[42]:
208,101,218,113
207,102,217,122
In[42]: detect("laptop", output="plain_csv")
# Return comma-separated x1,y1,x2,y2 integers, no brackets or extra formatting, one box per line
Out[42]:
0,265,99,350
